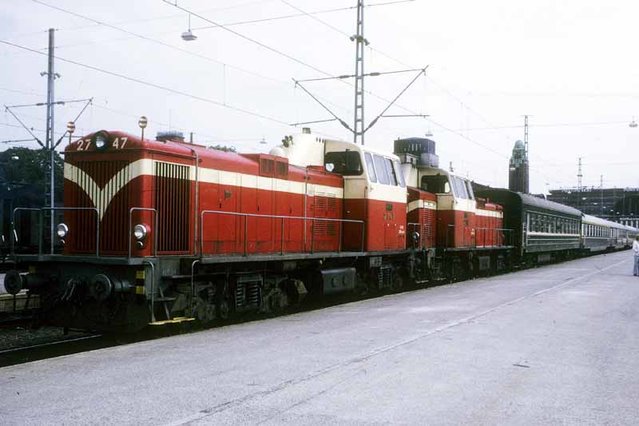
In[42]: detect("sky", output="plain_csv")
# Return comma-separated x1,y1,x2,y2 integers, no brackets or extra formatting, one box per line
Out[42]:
1,0,639,194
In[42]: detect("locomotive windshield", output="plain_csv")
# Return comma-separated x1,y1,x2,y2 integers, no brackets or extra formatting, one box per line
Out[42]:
421,175,450,194
421,174,473,199
325,151,363,176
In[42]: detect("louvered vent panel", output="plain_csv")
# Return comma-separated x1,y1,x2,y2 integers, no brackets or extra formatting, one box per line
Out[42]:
155,162,190,252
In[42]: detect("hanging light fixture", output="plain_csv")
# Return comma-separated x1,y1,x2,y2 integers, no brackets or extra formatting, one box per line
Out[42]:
181,14,197,41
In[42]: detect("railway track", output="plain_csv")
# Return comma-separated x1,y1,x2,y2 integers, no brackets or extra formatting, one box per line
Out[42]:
0,332,103,367
0,323,159,368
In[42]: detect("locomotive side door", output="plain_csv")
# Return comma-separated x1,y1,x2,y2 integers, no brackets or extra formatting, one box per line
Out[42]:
255,157,275,253
217,170,239,254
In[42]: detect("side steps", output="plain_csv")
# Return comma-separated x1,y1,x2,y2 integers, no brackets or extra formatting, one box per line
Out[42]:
149,285,195,326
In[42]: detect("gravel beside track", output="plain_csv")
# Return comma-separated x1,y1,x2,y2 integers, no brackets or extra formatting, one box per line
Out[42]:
0,326,89,352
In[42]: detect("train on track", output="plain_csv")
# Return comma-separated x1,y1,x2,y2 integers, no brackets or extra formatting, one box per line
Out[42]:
3,127,637,332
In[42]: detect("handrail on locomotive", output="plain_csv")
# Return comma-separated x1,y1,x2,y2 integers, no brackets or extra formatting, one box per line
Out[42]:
10,206,100,257
128,207,158,258
8,206,368,259
200,210,366,256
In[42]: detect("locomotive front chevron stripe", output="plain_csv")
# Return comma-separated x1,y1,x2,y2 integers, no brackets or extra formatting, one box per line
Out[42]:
64,159,152,220
65,159,344,222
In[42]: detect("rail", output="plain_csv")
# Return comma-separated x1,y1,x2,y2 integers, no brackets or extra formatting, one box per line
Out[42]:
199,210,365,256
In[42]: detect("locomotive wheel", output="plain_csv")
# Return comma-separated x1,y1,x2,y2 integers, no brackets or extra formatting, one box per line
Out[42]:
216,298,230,321
355,273,370,296
391,271,404,291
269,290,283,314
449,258,468,283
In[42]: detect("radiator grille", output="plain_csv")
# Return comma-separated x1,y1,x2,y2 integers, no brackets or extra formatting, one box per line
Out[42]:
155,162,190,252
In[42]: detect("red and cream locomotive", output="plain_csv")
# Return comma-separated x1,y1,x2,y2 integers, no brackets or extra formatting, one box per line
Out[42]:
4,127,510,331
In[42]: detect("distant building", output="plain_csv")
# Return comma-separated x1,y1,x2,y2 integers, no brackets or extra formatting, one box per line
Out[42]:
547,187,639,227
508,140,529,193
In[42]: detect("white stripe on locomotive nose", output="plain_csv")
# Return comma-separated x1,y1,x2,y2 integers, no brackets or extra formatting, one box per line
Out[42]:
64,160,153,220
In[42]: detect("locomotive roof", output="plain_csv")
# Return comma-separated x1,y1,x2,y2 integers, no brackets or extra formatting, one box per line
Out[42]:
326,139,400,160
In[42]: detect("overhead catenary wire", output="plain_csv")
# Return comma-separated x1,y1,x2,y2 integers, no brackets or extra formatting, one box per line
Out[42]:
160,0,420,111
162,0,338,78
28,0,353,118
275,0,518,154
30,0,426,128
9,0,603,188
0,39,291,126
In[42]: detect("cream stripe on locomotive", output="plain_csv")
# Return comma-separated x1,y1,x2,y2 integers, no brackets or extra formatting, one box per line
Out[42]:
407,199,437,213
435,196,503,218
343,178,407,203
198,168,343,198
475,209,503,218
65,159,343,221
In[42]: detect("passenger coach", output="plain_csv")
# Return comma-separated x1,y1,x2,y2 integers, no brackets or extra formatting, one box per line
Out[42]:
475,188,582,264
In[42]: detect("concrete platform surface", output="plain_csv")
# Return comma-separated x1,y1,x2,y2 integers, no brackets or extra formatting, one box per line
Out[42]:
1,251,638,425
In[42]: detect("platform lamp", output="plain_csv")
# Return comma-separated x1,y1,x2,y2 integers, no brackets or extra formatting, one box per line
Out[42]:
138,116,148,141
66,121,75,144
181,14,197,41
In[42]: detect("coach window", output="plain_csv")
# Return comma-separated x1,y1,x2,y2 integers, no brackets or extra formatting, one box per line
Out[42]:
365,152,377,183
325,151,363,176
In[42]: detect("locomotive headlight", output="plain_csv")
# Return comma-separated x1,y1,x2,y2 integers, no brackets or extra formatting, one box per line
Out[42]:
95,135,107,149
133,223,149,241
92,130,110,150
56,223,69,239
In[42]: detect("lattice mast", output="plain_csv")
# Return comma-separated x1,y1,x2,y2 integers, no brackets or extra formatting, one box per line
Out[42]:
45,28,56,252
353,0,366,145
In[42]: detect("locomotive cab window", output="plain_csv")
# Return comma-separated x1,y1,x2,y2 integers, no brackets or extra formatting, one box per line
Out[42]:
324,151,363,176
450,176,469,199
421,175,450,194
373,154,390,184
385,158,398,186
364,152,377,183
393,159,406,187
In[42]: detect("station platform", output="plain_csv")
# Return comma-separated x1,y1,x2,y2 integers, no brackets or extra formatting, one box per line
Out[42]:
1,251,638,424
